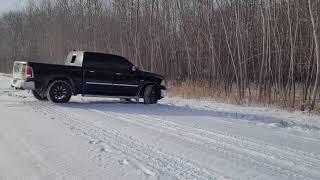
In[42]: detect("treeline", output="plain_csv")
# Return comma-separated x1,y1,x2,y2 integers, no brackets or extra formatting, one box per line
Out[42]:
0,0,319,110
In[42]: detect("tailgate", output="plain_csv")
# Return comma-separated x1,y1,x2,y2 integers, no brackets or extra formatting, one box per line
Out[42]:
12,61,28,80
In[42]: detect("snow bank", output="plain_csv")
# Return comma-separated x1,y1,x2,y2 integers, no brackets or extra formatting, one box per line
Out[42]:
161,97,320,131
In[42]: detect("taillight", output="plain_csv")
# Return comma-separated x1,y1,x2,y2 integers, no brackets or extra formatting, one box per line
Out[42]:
26,66,33,78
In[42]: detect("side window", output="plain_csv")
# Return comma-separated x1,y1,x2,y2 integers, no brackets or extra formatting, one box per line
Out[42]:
113,57,132,72
71,56,77,64
83,53,132,72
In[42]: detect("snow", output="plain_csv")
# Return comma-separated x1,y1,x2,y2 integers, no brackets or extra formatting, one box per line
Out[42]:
0,73,320,180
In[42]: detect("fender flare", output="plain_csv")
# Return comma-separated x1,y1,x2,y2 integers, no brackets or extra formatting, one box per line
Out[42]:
43,75,76,94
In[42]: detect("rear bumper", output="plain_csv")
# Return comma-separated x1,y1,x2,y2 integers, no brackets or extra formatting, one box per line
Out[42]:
11,79,35,90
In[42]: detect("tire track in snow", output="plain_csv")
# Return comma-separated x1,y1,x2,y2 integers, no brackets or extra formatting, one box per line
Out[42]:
138,112,320,163
92,109,320,180
137,113,320,166
158,102,320,143
3,104,94,179
26,101,222,180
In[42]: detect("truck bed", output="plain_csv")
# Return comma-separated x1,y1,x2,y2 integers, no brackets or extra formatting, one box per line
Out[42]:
13,61,83,94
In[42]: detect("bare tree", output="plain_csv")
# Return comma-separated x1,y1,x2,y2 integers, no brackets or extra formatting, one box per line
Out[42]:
0,0,319,110
308,0,320,110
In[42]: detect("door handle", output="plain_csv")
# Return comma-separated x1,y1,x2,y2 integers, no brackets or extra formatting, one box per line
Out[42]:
89,70,95,73
115,73,123,76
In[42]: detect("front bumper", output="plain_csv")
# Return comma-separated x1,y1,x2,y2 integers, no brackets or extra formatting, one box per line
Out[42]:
11,79,35,90
160,85,167,98
161,89,167,98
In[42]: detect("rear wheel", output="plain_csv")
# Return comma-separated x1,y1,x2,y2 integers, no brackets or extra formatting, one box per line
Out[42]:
32,90,47,101
47,81,72,103
144,85,159,104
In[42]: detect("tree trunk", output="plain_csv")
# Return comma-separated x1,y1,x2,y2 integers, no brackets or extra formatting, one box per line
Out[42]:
308,0,320,110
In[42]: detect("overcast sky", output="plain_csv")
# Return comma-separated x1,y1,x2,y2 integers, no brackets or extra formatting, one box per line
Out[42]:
0,0,27,14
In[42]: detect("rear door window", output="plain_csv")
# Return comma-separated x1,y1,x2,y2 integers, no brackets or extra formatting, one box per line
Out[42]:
83,53,115,71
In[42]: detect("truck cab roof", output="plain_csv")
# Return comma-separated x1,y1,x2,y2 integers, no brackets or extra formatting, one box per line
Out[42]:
65,51,131,68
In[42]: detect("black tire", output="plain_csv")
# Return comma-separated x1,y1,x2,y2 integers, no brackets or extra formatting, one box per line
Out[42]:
144,85,159,104
47,80,72,103
32,90,47,101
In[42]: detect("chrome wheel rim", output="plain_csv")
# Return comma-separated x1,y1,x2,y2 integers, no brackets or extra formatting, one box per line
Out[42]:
52,85,68,100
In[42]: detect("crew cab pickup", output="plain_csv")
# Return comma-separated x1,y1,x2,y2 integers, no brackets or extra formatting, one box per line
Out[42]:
11,51,167,104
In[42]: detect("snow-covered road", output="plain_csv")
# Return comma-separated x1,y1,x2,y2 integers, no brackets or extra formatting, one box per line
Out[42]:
1,73,320,180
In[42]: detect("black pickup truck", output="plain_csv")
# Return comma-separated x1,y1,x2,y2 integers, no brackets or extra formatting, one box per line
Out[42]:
11,51,167,104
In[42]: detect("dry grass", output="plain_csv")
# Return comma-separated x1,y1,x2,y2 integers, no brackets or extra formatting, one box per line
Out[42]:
169,82,320,112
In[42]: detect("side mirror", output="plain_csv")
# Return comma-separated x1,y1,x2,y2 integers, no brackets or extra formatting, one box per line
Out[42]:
132,66,137,72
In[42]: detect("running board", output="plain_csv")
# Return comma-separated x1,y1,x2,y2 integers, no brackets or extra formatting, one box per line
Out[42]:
81,95,141,102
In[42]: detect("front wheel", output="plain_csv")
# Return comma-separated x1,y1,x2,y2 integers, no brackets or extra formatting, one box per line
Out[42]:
47,81,72,103
144,85,159,104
